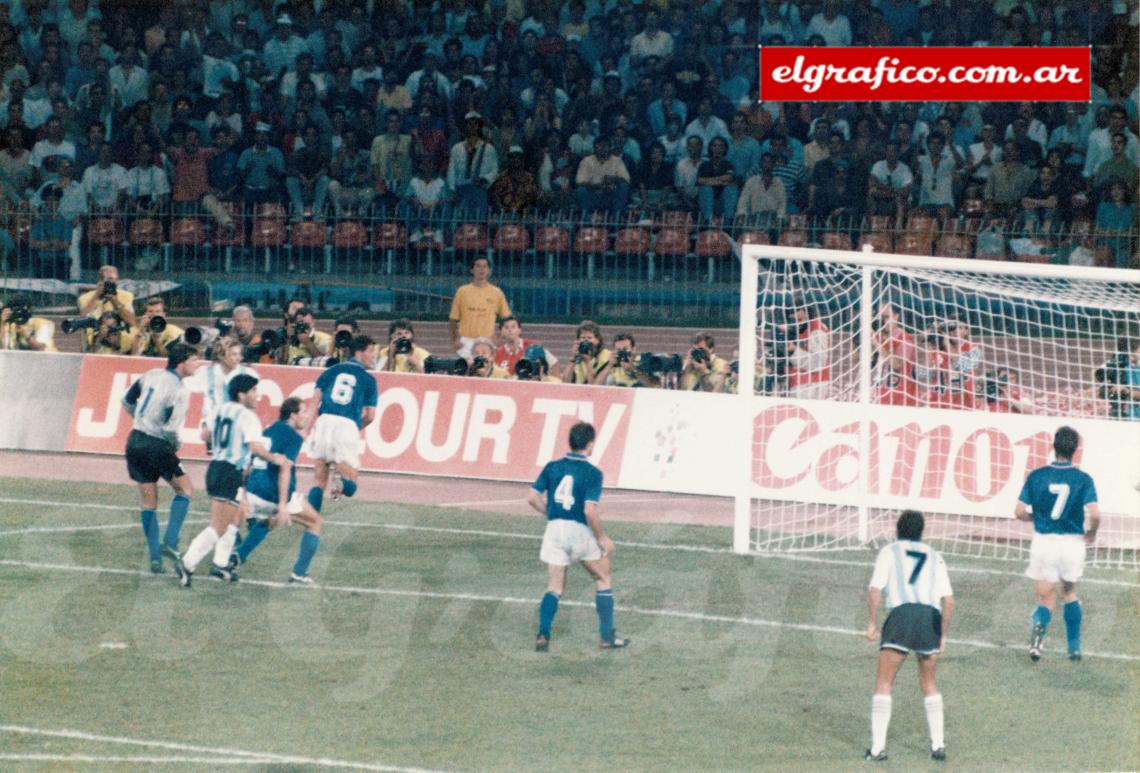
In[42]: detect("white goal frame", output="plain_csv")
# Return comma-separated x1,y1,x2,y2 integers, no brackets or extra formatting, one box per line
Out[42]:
735,243,1140,560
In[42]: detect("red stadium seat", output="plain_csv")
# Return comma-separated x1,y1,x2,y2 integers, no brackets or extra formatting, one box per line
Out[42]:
255,202,287,221
653,228,690,257
613,227,650,255
170,218,205,246
372,222,407,249
777,229,808,247
896,233,933,256
86,217,124,246
656,210,694,233
493,224,530,253
331,221,367,249
695,229,731,257
251,219,285,247
739,231,770,246
290,221,326,248
452,223,488,252
786,213,810,231
906,213,939,238
573,226,609,254
860,232,894,253
128,218,164,247
937,233,972,258
866,214,895,232
534,225,569,254
821,231,852,251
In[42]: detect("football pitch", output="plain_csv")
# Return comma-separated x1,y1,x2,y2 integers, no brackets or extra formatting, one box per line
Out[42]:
0,476,1136,772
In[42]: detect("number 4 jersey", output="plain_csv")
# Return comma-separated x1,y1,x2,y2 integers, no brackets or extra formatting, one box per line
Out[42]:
315,360,378,427
1018,461,1098,536
870,540,953,610
532,452,603,525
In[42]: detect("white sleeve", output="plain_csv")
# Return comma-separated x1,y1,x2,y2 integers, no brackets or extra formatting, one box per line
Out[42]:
869,547,891,590
240,411,265,448
933,553,953,600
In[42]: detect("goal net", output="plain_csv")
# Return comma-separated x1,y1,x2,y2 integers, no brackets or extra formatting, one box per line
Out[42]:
734,244,1140,569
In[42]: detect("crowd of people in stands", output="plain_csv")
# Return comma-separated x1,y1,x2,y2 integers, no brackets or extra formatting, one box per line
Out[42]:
0,0,1136,276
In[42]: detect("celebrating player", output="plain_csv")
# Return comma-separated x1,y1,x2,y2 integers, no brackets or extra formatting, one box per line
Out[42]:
175,375,286,587
527,422,628,652
304,335,379,511
864,510,954,763
121,342,201,573
1014,426,1099,661
229,397,324,585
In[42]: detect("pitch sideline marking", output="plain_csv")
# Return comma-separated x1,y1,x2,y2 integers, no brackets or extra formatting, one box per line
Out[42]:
0,558,1136,662
0,725,448,772
0,497,1136,588
0,753,280,766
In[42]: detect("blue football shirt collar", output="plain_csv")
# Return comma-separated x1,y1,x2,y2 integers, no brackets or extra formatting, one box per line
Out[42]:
1050,461,1074,467
565,452,588,460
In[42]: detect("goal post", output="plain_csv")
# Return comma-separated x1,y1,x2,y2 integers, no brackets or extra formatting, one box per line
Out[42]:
735,243,1140,568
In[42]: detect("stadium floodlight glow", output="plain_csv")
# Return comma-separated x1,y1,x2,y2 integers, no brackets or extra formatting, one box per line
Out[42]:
736,241,1140,569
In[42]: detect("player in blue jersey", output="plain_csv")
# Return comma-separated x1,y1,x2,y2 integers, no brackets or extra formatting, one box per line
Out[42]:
303,335,379,513
527,422,628,652
1014,426,1100,661
175,374,287,587
228,397,325,585
864,510,954,763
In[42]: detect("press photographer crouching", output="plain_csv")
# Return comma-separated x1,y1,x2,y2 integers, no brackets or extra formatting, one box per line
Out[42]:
561,320,612,385
1096,337,1140,419
66,310,135,354
467,338,510,379
285,306,333,365
330,317,359,363
378,319,431,373
515,344,561,382
681,333,729,392
1,295,57,352
131,295,185,358
601,333,664,388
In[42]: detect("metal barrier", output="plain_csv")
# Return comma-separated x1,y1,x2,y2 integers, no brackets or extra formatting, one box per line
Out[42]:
2,204,1135,325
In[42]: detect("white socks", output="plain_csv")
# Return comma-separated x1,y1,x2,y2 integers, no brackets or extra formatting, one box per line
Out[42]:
212,525,239,568
182,527,220,572
924,693,944,750
870,694,892,755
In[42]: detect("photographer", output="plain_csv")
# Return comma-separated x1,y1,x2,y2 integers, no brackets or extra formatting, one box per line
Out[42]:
467,338,510,379
872,303,918,406
561,320,612,385
1097,337,1140,419
681,333,728,392
378,319,430,373
982,367,1036,414
87,311,136,355
131,296,184,358
601,333,660,388
284,306,333,364
231,305,258,348
494,316,557,377
515,344,562,383
786,301,832,399
77,265,137,328
1,295,57,352
330,316,359,363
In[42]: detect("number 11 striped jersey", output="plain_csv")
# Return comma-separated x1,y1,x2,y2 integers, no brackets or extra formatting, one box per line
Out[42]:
869,540,953,610
210,401,265,471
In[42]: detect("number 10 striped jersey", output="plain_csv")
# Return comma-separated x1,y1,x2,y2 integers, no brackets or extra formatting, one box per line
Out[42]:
210,401,265,471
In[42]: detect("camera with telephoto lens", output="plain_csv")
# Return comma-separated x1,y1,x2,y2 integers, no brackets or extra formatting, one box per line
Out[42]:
334,329,353,349
690,347,710,365
424,355,468,376
215,319,233,337
4,304,31,326
243,327,284,361
615,349,632,364
61,316,100,334
101,281,117,298
148,315,167,333
637,352,683,375
472,355,488,371
291,355,339,368
574,339,594,361
515,357,544,380
393,337,413,354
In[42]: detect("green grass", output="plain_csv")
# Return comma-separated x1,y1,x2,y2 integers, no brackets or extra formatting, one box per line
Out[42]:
0,477,1136,772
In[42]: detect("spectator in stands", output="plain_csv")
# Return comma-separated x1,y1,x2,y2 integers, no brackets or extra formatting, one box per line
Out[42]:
985,142,1036,218
807,0,854,46
328,127,373,218
370,109,413,214
80,141,126,214
767,133,805,215
447,111,498,217
1091,133,1139,197
680,332,728,392
575,135,630,217
0,126,31,204
1048,105,1090,173
237,122,285,206
28,186,71,278
1020,164,1068,235
29,116,74,170
696,136,738,224
467,338,510,379
1095,182,1136,269
646,80,687,140
131,295,184,358
378,318,430,373
568,116,596,160
124,140,170,217
205,92,243,141
562,320,612,385
489,145,542,215
600,333,660,388
966,123,1001,190
1083,105,1138,179
108,44,147,110
684,96,730,153
866,140,913,220
263,14,308,81
537,130,575,210
633,141,681,212
205,127,240,227
285,124,330,222
737,152,787,226
400,154,449,243
787,301,832,399
376,67,411,115
802,120,832,175
170,128,236,235
916,132,957,221
280,52,325,101
1006,117,1044,168
673,134,704,209
630,9,674,68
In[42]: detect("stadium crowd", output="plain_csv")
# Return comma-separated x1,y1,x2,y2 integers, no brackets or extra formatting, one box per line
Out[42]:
0,0,1134,276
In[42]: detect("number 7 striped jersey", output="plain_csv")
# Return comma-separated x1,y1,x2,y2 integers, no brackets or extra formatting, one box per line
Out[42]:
210,401,265,471
314,359,378,427
869,540,953,610
1017,461,1097,536
531,452,603,525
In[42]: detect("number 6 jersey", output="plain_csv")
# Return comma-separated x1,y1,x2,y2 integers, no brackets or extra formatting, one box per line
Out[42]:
314,359,378,427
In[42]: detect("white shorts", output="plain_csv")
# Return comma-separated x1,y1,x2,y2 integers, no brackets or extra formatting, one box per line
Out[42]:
1025,534,1086,583
540,519,604,566
247,491,304,519
308,414,363,468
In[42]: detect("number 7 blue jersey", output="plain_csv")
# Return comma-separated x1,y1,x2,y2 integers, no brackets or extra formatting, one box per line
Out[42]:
532,452,603,525
315,359,378,427
1018,461,1098,536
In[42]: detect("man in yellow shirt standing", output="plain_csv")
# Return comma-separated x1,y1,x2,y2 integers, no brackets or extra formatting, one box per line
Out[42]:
449,256,511,358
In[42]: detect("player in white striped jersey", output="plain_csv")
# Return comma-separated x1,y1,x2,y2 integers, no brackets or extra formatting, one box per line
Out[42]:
864,510,954,763
175,374,287,587
200,336,259,432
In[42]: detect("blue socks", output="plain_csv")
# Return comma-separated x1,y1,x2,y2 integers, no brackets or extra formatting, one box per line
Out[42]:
140,509,160,561
293,531,320,576
1032,604,1052,633
596,588,615,642
236,519,271,563
307,486,323,513
538,592,560,637
341,479,357,498
163,494,190,549
1063,600,1082,654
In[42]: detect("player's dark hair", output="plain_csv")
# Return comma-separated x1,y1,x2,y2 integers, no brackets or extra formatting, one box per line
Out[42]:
349,334,375,355
568,421,595,452
228,373,259,401
388,318,414,337
614,332,636,348
896,509,924,541
166,342,197,370
279,396,303,420
1054,426,1079,461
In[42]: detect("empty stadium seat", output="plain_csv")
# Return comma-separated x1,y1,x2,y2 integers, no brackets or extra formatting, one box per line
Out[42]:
821,232,852,251
860,232,894,253
896,233,933,256
290,221,326,248
936,233,972,258
613,227,650,255
657,210,694,233
739,231,770,246
493,223,529,253
170,218,205,246
332,221,368,249
86,217,123,245
453,223,489,252
128,218,164,246
695,229,732,283
573,226,609,254
777,230,808,247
